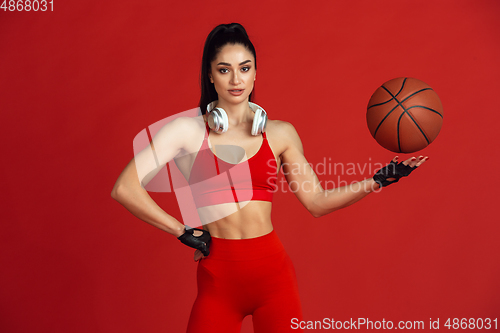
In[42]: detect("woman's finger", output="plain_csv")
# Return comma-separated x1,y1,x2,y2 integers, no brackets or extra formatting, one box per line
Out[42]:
402,156,417,166
415,156,429,167
194,249,204,261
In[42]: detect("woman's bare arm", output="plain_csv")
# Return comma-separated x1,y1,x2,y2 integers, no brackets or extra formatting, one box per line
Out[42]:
111,117,197,237
278,121,427,218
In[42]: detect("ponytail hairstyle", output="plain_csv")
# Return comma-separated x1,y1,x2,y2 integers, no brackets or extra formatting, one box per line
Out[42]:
199,23,257,115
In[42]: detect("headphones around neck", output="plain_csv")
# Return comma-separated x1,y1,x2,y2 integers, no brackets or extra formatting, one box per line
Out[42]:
206,100,268,136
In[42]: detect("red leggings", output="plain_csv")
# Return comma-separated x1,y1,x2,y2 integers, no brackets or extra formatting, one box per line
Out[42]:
186,230,303,332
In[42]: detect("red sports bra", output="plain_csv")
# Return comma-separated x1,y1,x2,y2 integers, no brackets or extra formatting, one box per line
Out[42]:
188,122,278,208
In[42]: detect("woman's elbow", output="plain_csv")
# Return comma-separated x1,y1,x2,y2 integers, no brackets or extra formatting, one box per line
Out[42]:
308,206,333,218
111,183,126,201
307,193,331,218
308,200,345,217
310,210,323,218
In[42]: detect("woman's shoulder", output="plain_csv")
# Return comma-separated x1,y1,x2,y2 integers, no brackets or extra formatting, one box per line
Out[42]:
265,119,303,157
153,115,206,152
168,114,205,129
266,119,300,139
158,115,206,138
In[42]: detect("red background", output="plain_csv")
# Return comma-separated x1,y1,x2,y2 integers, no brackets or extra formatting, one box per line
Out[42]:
1,1,499,332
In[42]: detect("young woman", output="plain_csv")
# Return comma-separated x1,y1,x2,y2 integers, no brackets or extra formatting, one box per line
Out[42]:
111,23,427,333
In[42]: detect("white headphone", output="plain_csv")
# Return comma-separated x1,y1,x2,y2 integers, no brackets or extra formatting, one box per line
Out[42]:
206,100,268,136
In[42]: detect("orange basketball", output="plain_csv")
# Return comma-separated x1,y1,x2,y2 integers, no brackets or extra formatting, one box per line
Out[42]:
366,77,443,153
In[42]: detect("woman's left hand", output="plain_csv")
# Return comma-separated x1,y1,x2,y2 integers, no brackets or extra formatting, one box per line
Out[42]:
373,155,429,187
194,249,205,262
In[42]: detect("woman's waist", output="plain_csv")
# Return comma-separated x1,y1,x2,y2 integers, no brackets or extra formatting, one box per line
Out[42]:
198,200,272,231
200,208,283,260
203,209,273,239
204,228,285,261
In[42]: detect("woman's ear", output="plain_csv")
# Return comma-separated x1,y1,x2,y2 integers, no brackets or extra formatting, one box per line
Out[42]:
209,71,214,84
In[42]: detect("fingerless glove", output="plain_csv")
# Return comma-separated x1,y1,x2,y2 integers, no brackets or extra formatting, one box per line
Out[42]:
177,225,211,256
373,160,417,188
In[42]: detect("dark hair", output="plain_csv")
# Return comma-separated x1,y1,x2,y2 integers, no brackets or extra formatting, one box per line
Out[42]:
199,23,257,115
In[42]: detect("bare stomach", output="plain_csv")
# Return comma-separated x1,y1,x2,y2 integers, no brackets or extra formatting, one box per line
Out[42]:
198,201,273,239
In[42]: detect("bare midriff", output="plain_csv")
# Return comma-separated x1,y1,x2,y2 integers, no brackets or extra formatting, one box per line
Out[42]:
199,201,273,239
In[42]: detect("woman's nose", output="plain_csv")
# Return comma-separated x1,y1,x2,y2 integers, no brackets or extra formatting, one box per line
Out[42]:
230,72,241,85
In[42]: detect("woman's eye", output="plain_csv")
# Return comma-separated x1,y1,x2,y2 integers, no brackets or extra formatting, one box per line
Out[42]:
218,67,250,73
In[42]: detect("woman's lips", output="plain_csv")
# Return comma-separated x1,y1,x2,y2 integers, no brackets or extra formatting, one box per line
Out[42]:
228,89,244,96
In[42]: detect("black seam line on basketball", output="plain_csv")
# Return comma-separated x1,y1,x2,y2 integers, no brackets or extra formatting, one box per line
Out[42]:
373,85,411,137
386,88,431,146
367,78,407,109
397,111,404,153
406,105,443,118
394,90,435,145
373,103,400,138
399,87,433,104
394,77,407,98
404,108,430,144
368,98,393,109
376,86,433,142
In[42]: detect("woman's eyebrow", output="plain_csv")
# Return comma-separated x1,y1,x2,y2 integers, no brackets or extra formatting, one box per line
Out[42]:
216,60,252,66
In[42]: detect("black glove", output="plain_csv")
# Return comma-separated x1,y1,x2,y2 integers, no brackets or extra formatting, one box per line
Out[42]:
177,225,211,256
373,159,417,188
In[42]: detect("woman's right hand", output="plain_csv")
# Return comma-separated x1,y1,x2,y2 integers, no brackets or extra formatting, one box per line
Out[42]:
177,226,211,256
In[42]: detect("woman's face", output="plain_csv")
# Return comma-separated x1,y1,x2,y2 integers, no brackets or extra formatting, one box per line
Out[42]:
209,43,256,105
